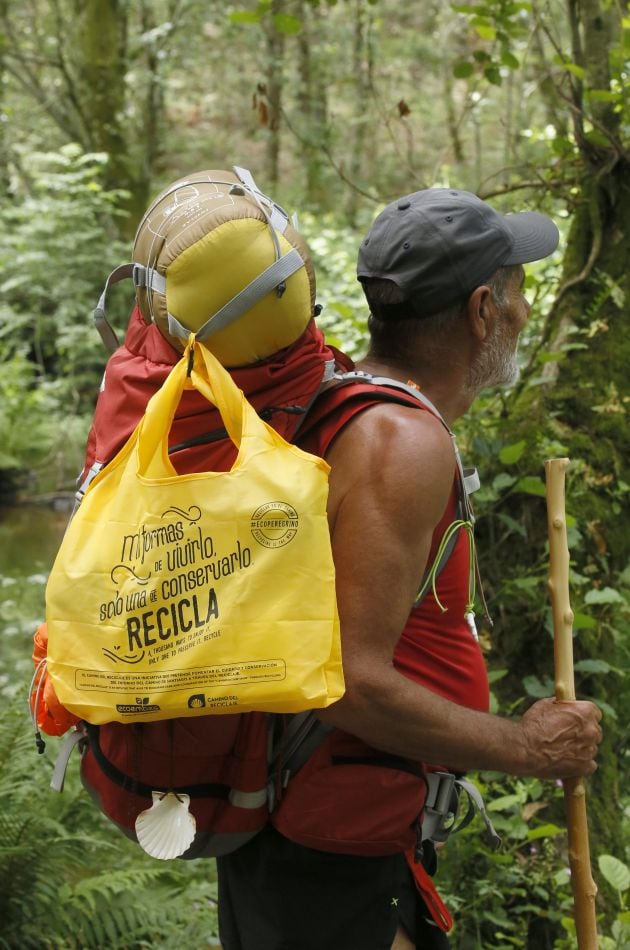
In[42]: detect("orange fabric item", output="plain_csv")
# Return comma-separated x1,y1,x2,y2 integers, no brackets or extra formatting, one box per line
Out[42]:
405,848,453,933
31,623,80,736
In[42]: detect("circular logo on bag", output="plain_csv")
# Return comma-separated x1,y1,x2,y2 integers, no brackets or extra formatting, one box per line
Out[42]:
250,502,299,548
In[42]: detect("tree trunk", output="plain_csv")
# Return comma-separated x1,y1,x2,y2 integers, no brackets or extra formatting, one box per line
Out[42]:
0,0,8,194
73,0,148,231
345,0,371,223
484,0,629,864
264,0,286,186
296,1,329,206
136,0,165,222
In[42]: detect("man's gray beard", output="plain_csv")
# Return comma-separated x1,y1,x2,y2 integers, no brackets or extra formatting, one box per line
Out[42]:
465,323,521,397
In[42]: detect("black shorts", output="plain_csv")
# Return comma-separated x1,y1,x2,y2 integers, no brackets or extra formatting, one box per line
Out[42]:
216,825,451,950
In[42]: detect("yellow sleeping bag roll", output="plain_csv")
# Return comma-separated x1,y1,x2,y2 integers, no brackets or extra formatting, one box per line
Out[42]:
132,168,316,365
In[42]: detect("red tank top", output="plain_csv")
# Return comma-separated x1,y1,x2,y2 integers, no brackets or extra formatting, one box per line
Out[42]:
300,386,489,716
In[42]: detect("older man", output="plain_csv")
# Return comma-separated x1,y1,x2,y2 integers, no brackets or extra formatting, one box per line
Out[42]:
217,188,602,950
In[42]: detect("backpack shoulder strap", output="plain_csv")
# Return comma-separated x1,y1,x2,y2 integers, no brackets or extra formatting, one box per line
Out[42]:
332,370,446,420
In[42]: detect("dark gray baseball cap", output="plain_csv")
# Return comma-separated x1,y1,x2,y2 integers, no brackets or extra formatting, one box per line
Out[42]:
357,188,560,316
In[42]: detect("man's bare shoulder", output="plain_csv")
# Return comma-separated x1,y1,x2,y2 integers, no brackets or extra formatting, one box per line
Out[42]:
327,400,455,479
325,401,456,528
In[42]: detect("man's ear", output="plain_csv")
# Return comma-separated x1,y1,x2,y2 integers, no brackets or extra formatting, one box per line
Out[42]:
465,285,495,341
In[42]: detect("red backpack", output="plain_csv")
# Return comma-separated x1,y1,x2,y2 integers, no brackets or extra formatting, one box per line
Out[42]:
37,301,346,858
31,165,346,860
38,351,475,865
31,166,477,869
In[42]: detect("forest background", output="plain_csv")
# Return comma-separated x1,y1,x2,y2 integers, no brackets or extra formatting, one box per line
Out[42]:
0,0,628,947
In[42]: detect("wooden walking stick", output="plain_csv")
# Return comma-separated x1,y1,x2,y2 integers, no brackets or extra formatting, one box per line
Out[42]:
545,458,599,949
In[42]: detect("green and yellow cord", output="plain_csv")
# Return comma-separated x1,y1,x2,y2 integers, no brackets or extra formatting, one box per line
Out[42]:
414,520,477,633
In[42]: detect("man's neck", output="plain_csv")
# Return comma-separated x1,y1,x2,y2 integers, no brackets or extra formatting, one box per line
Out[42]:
355,355,473,427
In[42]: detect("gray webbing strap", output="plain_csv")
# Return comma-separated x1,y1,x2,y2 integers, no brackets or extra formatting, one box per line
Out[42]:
233,165,290,233
228,787,269,809
334,371,445,422
93,263,167,354
167,247,305,342
463,468,480,495
450,777,502,851
132,264,166,296
93,263,135,353
421,771,502,851
50,730,84,793
267,711,331,808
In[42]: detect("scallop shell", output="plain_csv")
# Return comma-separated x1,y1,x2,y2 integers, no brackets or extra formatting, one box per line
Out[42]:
135,791,197,860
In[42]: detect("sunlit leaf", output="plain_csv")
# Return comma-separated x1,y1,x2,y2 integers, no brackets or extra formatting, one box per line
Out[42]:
496,512,527,537
511,575,539,590
584,587,625,605
585,130,611,148
228,10,262,24
526,823,564,840
595,699,617,720
487,668,508,684
272,13,301,34
571,611,598,631
554,868,571,887
522,675,553,698
499,440,526,464
501,50,519,69
493,472,517,490
586,89,618,102
475,22,497,41
598,855,630,893
558,60,585,80
515,476,546,497
573,659,612,674
487,794,520,811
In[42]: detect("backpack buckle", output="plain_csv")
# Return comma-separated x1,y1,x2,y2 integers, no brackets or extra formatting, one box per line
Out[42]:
421,771,457,844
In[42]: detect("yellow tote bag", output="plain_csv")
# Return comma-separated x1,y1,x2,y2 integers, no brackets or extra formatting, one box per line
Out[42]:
45,337,344,724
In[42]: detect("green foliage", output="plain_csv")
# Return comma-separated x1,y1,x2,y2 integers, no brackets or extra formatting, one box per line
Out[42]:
451,0,530,86
437,772,576,948
230,2,302,34
455,294,629,938
554,854,630,948
0,354,90,496
0,145,129,493
299,210,372,358
0,144,128,381
0,557,223,949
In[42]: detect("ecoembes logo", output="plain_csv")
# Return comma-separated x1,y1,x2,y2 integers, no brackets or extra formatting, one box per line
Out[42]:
250,502,299,549
116,696,161,715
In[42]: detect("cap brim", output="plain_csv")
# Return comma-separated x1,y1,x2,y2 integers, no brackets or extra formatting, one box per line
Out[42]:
502,211,559,265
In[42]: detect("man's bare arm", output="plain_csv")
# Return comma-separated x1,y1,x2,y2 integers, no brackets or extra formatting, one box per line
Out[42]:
318,404,602,779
